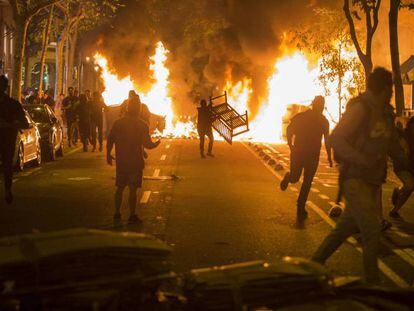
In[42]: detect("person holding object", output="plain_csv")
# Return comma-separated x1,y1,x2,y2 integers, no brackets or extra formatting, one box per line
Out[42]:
197,99,215,158
0,75,29,204
312,68,414,284
107,100,160,224
280,95,332,219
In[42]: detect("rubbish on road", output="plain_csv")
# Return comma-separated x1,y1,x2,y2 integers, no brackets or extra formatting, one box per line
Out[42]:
144,174,179,181
329,205,342,218
209,91,249,144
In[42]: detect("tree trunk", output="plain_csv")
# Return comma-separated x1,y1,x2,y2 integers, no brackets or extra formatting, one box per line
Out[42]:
12,17,30,100
55,27,69,97
389,0,405,115
67,23,79,88
38,5,54,94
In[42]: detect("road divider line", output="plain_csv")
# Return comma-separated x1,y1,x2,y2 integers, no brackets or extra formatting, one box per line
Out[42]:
160,154,167,161
166,145,170,149
318,194,330,200
66,146,83,155
244,142,410,288
311,188,320,193
140,191,151,204
153,169,160,177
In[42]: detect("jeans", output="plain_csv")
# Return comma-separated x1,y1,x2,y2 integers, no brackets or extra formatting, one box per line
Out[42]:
198,127,213,155
0,130,17,191
288,150,319,208
312,178,381,284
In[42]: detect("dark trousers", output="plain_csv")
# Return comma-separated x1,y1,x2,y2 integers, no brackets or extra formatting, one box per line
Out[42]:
198,127,213,154
91,118,103,148
79,121,90,149
0,130,17,191
288,150,319,208
66,117,75,145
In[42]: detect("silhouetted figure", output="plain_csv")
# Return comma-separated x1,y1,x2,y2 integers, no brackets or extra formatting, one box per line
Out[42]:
197,99,214,158
62,87,79,147
27,90,41,105
0,75,29,204
76,94,91,152
390,117,414,219
107,101,160,224
280,96,332,219
90,91,107,152
41,91,55,108
85,89,91,102
120,90,136,117
312,68,414,284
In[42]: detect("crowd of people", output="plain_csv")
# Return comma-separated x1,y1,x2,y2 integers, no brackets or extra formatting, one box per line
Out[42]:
1,66,414,285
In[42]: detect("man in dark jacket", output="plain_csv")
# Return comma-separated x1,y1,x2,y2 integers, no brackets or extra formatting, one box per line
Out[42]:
0,75,29,204
197,99,214,158
62,87,79,147
312,68,414,284
90,91,107,152
107,101,160,224
280,96,332,219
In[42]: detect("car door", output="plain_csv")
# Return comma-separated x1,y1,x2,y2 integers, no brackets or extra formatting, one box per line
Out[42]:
24,111,37,160
47,106,61,149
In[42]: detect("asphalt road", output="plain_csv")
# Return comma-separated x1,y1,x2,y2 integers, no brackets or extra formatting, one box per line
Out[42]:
1,138,414,287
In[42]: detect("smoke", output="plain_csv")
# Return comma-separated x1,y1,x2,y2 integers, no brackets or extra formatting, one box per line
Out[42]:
89,0,339,115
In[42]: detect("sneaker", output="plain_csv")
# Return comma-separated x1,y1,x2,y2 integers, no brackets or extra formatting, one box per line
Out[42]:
201,153,206,159
389,211,402,220
128,214,142,225
207,152,215,157
5,190,13,204
280,172,290,191
381,220,392,232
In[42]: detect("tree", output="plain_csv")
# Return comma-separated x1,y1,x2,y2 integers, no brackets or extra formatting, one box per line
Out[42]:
389,0,414,115
9,0,61,100
38,5,54,94
294,8,364,120
343,0,382,87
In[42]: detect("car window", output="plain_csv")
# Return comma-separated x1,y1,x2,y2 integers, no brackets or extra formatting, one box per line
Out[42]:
26,107,50,123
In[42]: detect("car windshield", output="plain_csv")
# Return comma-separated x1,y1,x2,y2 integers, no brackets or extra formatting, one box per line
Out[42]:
26,106,50,123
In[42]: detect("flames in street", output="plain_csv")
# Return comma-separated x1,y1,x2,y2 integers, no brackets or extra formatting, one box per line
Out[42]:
95,42,355,142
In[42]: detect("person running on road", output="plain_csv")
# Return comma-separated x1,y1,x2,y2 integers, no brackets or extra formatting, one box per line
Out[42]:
197,99,214,158
390,116,414,219
311,68,414,284
90,91,107,152
62,87,79,147
76,94,91,152
280,96,332,219
107,101,160,224
0,75,29,204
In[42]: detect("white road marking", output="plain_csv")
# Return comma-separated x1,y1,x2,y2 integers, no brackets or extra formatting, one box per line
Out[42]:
160,154,167,161
66,146,83,155
243,142,410,288
153,169,160,177
311,188,320,193
322,183,336,188
318,194,330,200
166,145,171,149
140,191,151,204
68,177,92,181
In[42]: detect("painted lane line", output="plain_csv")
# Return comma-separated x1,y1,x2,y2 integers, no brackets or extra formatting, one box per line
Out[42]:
66,146,83,155
140,191,151,204
311,188,320,193
243,142,410,288
318,194,330,200
166,145,171,149
322,183,336,188
153,169,160,177
160,154,167,161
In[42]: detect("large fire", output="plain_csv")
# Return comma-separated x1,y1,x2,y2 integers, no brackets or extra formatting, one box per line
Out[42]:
95,42,356,142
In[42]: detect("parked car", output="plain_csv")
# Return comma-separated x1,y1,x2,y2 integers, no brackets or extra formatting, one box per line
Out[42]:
24,104,64,161
14,110,42,171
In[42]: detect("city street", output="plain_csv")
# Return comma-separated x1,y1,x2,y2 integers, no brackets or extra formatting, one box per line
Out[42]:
1,138,414,287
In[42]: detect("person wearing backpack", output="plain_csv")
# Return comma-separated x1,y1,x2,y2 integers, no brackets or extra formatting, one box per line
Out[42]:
312,68,414,284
